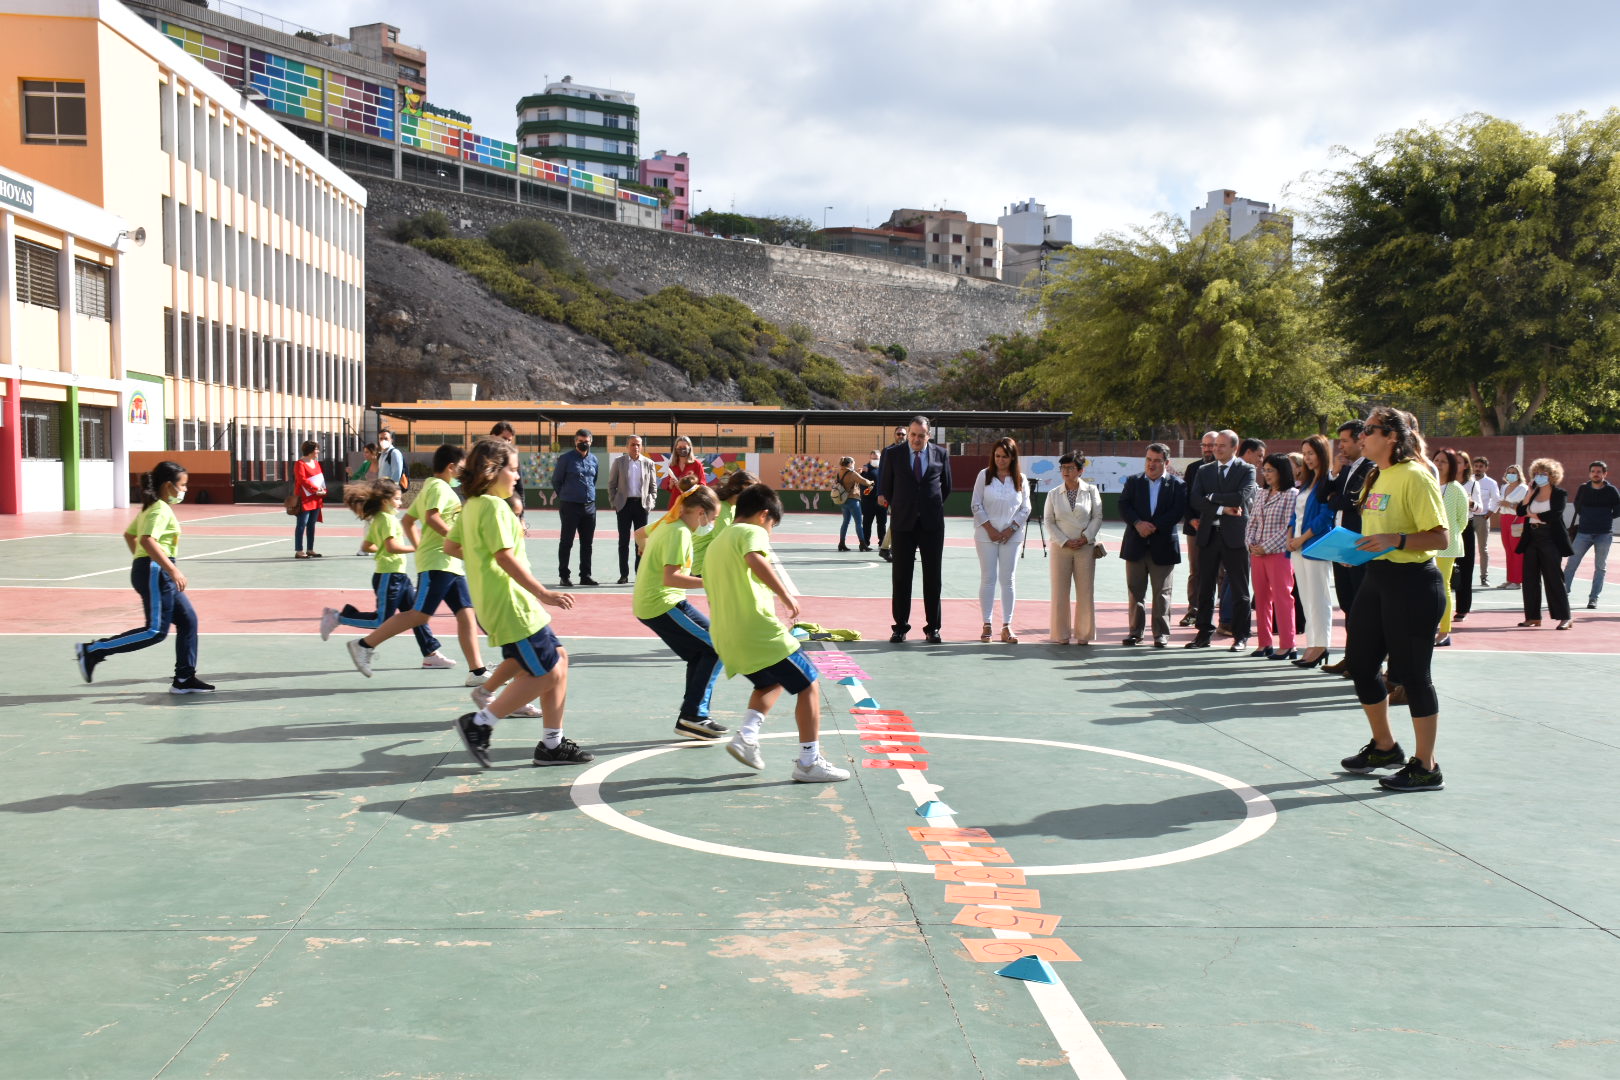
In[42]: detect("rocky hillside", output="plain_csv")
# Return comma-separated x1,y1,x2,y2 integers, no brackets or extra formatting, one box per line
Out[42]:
362,222,945,406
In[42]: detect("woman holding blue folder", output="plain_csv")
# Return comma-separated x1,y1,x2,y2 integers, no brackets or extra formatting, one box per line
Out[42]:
1339,407,1451,793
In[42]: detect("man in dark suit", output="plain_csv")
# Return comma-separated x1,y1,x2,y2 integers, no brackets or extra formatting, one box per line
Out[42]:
1179,431,1218,626
1186,429,1258,651
878,415,951,643
1323,419,1373,675
1119,443,1189,647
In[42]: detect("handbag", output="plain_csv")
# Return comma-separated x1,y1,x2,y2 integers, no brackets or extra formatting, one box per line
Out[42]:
1092,542,1107,560
284,493,299,515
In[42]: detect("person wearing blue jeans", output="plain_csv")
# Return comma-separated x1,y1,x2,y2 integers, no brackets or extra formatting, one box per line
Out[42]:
1564,461,1618,609
834,457,872,552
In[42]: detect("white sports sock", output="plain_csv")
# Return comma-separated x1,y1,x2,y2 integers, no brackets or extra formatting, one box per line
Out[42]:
474,708,497,728
798,739,819,766
739,709,765,739
542,728,563,749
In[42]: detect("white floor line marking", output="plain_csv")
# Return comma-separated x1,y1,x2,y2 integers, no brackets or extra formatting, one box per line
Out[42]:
0,539,291,583
0,532,75,543
830,661,1123,1080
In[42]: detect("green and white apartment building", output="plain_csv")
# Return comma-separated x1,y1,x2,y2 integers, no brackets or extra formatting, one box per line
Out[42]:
516,77,640,181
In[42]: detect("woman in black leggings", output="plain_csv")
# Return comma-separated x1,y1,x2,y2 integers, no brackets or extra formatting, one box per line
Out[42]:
1514,458,1574,630
1340,407,1451,793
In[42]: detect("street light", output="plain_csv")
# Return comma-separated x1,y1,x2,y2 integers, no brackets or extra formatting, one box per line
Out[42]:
824,205,834,229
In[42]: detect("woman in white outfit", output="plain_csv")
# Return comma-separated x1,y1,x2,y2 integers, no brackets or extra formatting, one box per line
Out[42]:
1285,434,1337,668
1044,452,1105,644
971,438,1033,643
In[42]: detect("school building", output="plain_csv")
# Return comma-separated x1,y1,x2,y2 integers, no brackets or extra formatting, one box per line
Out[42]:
0,0,366,514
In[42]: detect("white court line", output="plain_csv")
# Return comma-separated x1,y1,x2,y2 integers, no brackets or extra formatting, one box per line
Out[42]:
0,538,288,582
824,648,1125,1080
0,532,75,543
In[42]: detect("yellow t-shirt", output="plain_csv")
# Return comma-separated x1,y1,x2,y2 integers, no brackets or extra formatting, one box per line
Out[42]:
448,494,549,646
633,519,692,620
125,499,181,560
366,513,407,574
1361,460,1446,564
406,476,464,575
703,522,796,677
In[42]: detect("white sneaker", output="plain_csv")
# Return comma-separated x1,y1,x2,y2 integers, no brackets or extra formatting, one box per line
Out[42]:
346,639,375,677
508,701,544,718
421,653,457,669
319,608,341,641
792,755,851,783
469,686,495,710
727,733,764,770
464,671,489,687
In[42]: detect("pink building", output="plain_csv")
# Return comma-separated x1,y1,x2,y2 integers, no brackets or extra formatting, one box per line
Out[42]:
639,150,692,231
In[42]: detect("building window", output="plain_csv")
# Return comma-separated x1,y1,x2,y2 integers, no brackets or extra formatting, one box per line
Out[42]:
952,254,963,266
674,163,685,172
674,185,684,196
80,405,113,460
982,257,994,268
15,239,60,309
74,259,111,320
931,233,940,243
930,253,940,264
22,80,88,145
983,237,994,247
951,234,963,244
605,115,620,129
20,400,63,460
653,177,668,188
674,209,685,220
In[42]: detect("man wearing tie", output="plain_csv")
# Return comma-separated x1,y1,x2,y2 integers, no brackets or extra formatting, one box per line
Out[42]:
1119,443,1189,647
1186,429,1258,651
1322,419,1372,675
878,416,951,643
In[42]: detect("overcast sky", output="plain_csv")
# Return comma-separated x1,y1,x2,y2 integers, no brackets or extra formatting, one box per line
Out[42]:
263,0,1620,241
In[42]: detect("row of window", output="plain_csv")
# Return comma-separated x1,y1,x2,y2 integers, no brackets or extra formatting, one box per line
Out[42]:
18,400,113,461
13,239,112,320
159,83,363,260
162,309,361,405
928,232,998,247
161,198,362,331
22,80,87,146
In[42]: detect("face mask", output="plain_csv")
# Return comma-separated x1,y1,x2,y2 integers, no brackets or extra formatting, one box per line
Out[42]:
1533,475,1549,487
576,442,589,453
165,491,186,505
694,521,715,536
1505,473,1518,482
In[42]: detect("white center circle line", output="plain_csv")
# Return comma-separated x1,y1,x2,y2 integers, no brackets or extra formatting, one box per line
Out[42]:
570,731,1276,875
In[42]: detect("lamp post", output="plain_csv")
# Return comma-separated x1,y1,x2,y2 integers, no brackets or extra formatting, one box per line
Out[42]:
823,205,834,229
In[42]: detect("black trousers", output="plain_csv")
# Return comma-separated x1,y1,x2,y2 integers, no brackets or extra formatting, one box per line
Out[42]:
890,524,945,634
1453,518,1475,618
558,500,596,578
1195,540,1251,638
863,497,887,544
1520,525,1571,621
1333,561,1367,615
1346,559,1445,716
616,497,649,576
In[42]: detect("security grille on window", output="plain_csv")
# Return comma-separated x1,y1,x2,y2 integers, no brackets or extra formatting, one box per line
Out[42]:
20,400,63,460
74,259,111,320
15,239,61,309
80,406,112,460
22,80,88,145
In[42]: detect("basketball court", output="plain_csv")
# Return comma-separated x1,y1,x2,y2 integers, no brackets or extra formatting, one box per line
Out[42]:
2,504,1617,1079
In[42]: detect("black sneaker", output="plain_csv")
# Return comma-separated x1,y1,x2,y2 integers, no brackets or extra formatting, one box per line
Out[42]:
75,643,101,684
675,715,728,741
453,713,493,768
559,576,574,588
533,737,595,766
579,575,599,587
1379,757,1444,792
169,676,216,695
1340,739,1406,774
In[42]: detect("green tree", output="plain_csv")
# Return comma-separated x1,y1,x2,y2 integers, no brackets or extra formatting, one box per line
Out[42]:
929,333,1051,410
486,219,573,271
1314,111,1620,434
690,210,758,237
1029,215,1350,439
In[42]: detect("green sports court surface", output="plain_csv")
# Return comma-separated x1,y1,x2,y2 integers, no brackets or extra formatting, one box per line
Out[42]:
2,504,1617,1079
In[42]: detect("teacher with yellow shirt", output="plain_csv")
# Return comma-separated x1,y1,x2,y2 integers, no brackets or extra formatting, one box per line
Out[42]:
1339,406,1451,794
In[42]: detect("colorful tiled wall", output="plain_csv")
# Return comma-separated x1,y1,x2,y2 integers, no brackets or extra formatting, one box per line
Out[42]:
326,72,395,141
400,109,467,158
462,132,518,172
160,22,247,87
248,49,323,124
519,156,571,186
570,169,616,197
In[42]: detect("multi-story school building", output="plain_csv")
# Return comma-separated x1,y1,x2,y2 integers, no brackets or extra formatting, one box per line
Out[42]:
0,0,366,513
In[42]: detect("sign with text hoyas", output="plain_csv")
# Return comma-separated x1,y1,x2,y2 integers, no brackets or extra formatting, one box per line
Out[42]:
0,171,36,213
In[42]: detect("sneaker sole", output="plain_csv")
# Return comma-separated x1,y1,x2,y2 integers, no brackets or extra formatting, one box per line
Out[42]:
169,686,216,695
727,742,764,770
75,644,93,684
452,718,493,768
675,724,725,742
1341,762,1405,774
792,771,851,783
532,755,594,766
1379,779,1445,792
347,643,374,678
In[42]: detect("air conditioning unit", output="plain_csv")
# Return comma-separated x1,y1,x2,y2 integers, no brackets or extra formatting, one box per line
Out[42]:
448,382,479,401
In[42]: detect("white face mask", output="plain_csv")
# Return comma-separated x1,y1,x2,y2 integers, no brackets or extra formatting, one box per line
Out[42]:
1505,473,1519,482
693,521,715,536
165,491,186,505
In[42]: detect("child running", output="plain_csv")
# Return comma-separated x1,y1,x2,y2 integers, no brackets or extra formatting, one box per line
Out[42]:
691,469,757,577
633,484,728,741
326,445,485,681
320,479,450,673
445,438,585,768
706,483,849,783
75,461,215,693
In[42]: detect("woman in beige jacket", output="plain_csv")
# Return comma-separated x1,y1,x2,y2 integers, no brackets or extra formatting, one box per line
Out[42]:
1044,452,1105,643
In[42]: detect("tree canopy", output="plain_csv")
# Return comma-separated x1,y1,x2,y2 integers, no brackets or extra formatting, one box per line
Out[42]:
1028,214,1351,439
1314,111,1620,434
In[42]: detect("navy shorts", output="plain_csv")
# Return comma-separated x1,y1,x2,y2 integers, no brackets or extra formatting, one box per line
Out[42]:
413,570,472,615
741,647,818,694
501,625,564,678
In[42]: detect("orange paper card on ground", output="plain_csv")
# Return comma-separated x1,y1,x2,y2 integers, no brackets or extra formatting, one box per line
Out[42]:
934,864,1028,884
921,844,1015,863
960,937,1082,963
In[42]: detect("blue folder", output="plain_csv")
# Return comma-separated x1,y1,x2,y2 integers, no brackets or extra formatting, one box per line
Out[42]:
1301,526,1394,565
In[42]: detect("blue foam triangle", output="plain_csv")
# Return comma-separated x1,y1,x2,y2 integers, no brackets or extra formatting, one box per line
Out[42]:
996,955,1058,984
790,626,810,639
853,696,880,709
915,800,954,818
837,675,860,685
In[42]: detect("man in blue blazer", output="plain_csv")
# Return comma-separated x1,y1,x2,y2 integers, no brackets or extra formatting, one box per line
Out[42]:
1186,429,1258,650
877,416,951,643
1119,443,1189,647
